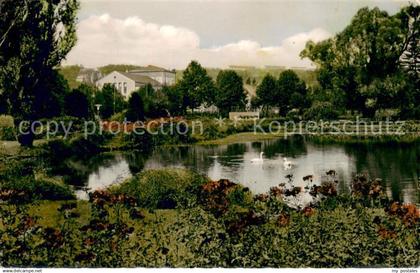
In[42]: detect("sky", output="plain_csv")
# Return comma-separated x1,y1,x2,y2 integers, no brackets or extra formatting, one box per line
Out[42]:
64,0,416,69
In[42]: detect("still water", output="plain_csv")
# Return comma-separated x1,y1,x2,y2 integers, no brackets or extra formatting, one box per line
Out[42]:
63,136,420,204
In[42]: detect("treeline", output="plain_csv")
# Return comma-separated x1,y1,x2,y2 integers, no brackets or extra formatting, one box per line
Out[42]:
60,61,249,121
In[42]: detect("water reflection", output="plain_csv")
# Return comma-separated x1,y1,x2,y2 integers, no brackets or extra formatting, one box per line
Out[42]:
59,137,419,203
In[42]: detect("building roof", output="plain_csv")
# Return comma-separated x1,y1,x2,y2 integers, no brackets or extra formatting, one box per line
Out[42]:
129,65,175,73
120,72,161,86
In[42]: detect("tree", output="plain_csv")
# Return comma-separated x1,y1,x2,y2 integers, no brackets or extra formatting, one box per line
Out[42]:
162,85,184,116
277,70,307,115
126,92,145,122
138,84,170,118
300,6,418,117
94,84,127,119
399,5,420,79
215,70,246,115
177,61,216,111
65,90,90,119
0,0,79,146
256,74,278,113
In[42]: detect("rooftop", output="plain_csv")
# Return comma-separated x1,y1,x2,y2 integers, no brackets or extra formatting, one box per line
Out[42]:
129,65,175,73
120,72,161,86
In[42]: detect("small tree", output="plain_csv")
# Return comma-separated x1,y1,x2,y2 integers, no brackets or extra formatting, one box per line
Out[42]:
94,84,127,119
215,70,246,116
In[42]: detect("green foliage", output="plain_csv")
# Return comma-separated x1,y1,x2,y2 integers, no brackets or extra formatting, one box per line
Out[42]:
303,101,339,121
0,171,419,267
256,74,277,112
65,89,92,119
0,0,79,146
178,61,217,110
215,70,246,115
162,85,184,116
0,115,15,140
0,178,75,202
277,70,308,115
301,5,419,118
139,84,169,118
112,169,208,209
126,92,145,122
59,65,83,89
94,84,127,119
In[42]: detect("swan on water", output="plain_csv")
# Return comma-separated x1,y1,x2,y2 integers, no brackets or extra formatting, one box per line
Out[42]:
251,152,264,163
283,157,293,169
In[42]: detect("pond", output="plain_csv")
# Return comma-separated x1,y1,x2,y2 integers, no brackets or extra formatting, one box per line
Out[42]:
62,136,420,205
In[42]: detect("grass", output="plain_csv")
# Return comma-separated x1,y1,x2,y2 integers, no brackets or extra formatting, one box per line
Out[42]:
0,139,49,156
197,132,285,145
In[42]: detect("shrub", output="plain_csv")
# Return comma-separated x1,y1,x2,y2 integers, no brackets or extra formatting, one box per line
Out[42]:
0,177,75,202
0,115,16,141
111,169,209,209
303,101,339,121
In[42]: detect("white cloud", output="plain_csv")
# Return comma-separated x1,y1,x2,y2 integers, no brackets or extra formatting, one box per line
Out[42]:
65,14,331,69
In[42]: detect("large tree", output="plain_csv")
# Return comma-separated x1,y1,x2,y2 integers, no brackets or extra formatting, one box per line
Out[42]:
177,61,216,111
0,0,79,146
215,70,246,115
277,70,308,115
256,74,278,113
300,5,419,117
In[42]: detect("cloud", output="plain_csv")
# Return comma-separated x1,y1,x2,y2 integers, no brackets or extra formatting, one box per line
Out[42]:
65,14,331,69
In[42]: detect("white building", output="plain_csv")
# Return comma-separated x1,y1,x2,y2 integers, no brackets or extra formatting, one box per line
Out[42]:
96,71,161,100
129,65,176,86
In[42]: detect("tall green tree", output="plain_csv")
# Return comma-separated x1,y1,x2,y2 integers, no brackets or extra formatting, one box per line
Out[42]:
215,70,246,115
162,85,184,116
300,5,419,117
126,92,145,122
256,74,278,113
0,0,79,146
277,70,308,115
177,61,216,111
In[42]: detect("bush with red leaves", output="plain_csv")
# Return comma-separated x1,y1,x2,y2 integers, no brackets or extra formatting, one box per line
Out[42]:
302,206,316,217
226,210,265,234
277,213,290,227
198,179,238,217
351,175,384,198
385,202,420,227
310,182,337,197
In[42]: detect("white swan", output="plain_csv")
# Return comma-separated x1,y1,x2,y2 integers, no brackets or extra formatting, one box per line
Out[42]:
283,157,293,169
251,152,264,163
